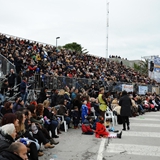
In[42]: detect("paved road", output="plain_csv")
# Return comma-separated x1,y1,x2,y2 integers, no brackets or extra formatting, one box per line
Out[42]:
40,111,160,160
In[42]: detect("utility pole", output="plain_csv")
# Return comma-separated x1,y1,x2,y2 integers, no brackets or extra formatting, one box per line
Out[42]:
106,0,109,59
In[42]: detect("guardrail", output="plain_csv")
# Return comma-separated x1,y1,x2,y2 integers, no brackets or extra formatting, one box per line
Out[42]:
33,74,160,95
0,53,15,76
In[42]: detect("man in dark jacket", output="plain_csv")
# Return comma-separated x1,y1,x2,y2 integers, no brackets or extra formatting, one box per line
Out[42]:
0,142,28,160
119,90,132,131
6,69,16,97
20,77,28,104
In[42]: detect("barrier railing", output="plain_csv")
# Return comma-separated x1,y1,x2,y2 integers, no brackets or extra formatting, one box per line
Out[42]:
33,74,160,95
0,53,15,76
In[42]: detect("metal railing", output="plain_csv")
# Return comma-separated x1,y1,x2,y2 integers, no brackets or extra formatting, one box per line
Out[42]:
0,53,15,76
33,74,160,94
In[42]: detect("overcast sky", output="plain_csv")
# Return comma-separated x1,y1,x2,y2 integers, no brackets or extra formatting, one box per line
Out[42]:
0,0,160,60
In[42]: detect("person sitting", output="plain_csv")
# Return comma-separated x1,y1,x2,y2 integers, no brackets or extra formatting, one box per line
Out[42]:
81,116,95,135
57,100,71,128
1,101,13,115
15,111,40,159
37,102,59,143
95,116,122,139
27,105,55,148
0,142,28,160
0,123,17,153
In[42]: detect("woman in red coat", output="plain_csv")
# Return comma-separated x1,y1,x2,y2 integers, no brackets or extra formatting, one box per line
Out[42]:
95,116,122,138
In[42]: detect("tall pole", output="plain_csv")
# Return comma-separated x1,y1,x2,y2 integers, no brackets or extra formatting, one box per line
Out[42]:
106,0,109,59
56,37,60,49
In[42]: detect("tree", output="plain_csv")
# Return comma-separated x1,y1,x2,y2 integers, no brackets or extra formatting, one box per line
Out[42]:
63,42,88,54
133,59,148,75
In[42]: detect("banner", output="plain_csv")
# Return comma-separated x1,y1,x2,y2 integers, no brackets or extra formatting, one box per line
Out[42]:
152,87,159,95
138,86,148,95
122,84,133,92
153,56,160,83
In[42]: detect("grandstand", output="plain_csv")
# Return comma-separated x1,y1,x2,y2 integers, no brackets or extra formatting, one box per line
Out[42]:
0,32,160,100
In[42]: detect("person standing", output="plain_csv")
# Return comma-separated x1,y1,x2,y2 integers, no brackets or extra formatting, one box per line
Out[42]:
98,87,108,119
20,77,28,104
119,90,132,131
6,69,16,97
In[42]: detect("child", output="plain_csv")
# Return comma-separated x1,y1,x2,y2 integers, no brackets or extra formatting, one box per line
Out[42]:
81,100,88,123
72,106,80,129
81,116,95,135
95,116,122,138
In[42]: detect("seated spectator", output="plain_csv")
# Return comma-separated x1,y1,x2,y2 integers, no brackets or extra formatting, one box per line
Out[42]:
12,97,20,113
95,116,122,138
81,116,94,135
57,100,71,128
37,87,49,103
13,98,24,112
0,123,17,152
1,113,19,127
27,105,55,148
1,101,13,115
43,100,59,139
15,111,40,159
0,142,28,160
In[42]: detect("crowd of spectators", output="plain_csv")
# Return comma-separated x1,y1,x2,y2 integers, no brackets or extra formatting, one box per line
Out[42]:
0,33,158,90
0,83,160,159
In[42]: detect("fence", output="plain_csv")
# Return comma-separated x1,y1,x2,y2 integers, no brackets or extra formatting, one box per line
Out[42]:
33,74,160,95
0,53,15,76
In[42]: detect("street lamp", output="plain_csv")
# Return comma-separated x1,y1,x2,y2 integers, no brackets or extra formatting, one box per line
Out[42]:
56,37,60,49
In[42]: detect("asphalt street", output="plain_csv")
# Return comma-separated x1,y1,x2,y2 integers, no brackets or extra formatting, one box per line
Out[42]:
40,111,160,160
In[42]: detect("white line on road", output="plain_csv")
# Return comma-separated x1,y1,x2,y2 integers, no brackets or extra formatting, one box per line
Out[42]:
131,123,160,127
131,118,160,121
123,131,160,138
107,143,160,157
97,138,106,160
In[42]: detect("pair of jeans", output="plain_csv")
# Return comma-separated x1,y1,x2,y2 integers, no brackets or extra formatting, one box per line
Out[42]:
21,92,28,104
33,130,49,145
64,116,71,125
49,120,58,137
0,94,5,103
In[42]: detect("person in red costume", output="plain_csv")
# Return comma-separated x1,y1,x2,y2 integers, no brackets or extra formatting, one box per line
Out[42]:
95,116,122,138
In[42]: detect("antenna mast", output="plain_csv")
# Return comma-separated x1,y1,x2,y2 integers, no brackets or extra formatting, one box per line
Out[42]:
106,0,109,59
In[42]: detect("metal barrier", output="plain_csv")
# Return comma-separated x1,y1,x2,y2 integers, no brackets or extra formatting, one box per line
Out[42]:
34,74,160,94
0,53,15,76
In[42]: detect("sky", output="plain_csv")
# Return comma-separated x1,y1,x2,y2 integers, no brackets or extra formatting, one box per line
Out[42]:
0,0,160,60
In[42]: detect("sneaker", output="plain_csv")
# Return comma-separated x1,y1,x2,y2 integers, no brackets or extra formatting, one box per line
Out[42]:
122,128,126,131
127,126,130,130
117,131,122,139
